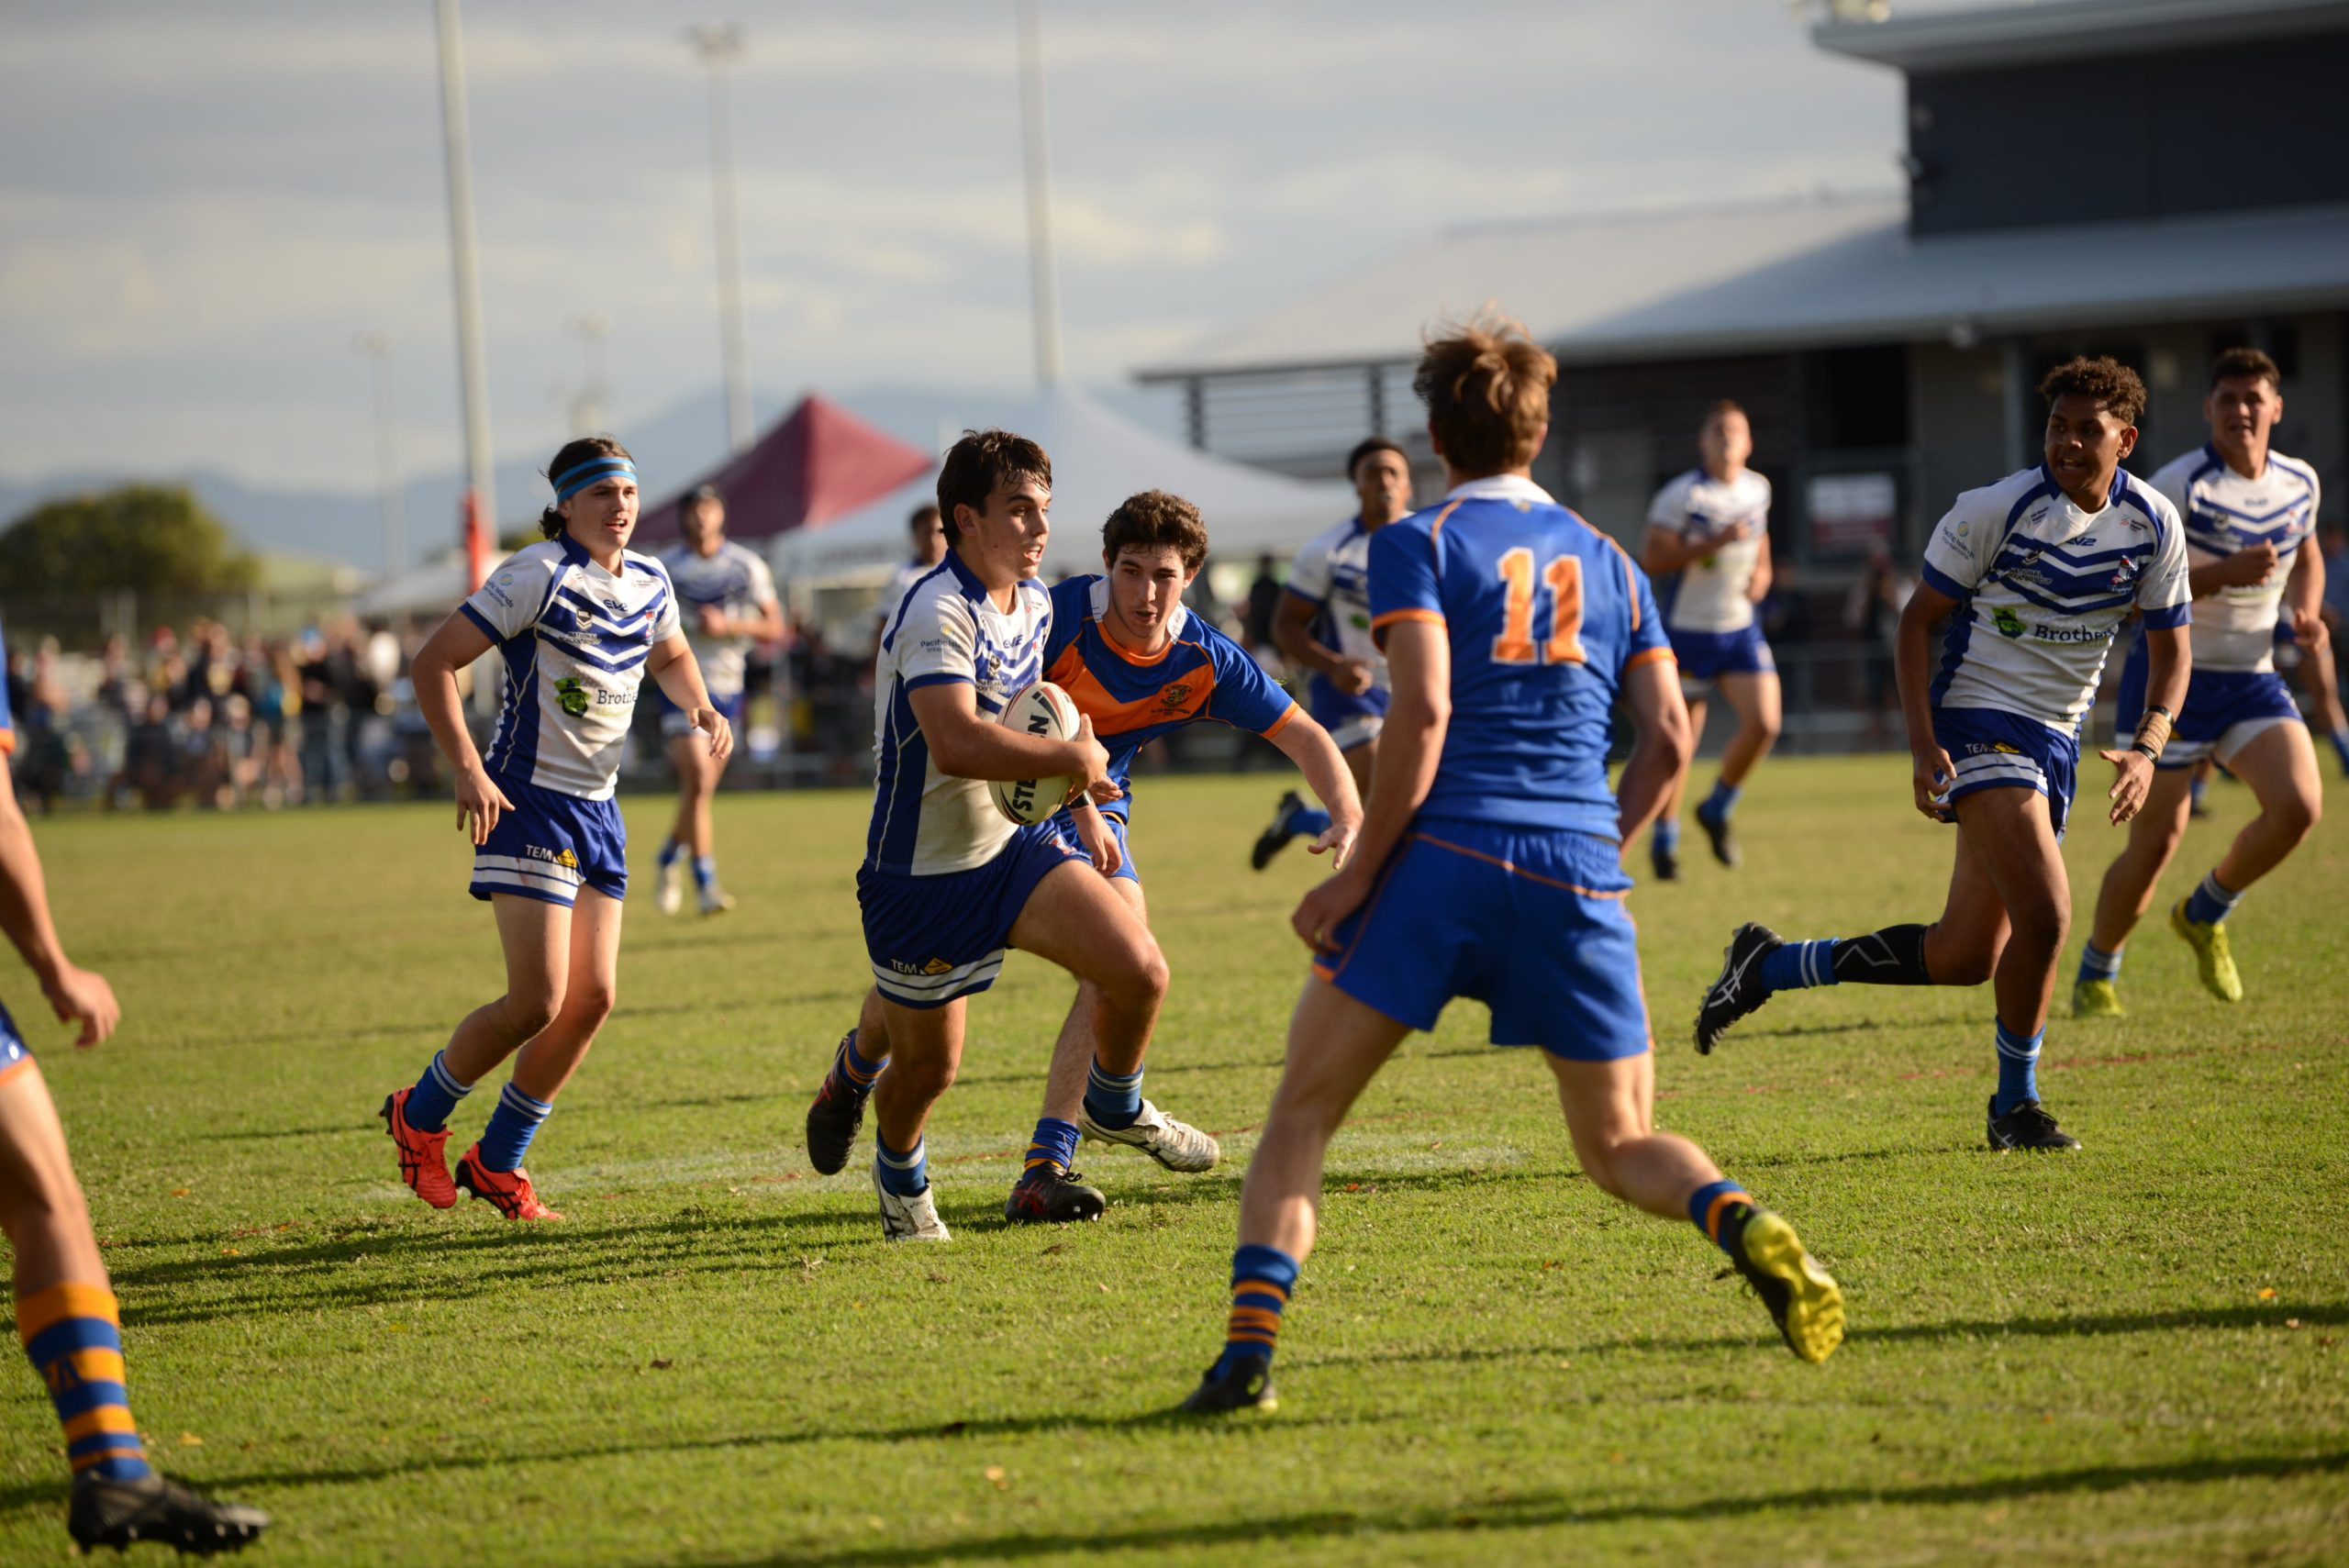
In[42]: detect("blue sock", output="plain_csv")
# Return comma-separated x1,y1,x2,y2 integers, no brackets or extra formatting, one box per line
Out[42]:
831,1029,884,1097
477,1081,552,1171
1992,1019,2043,1116
2076,942,2123,984
405,1050,471,1133
2184,869,2243,928
1083,1058,1143,1130
2188,771,2210,808
1289,805,1331,840
1686,1178,1754,1257
658,837,685,869
1022,1117,1079,1176
1702,779,1742,819
1211,1242,1299,1375
1758,939,1838,993
691,854,717,892
1653,817,1681,852
2329,728,2349,773
874,1130,928,1197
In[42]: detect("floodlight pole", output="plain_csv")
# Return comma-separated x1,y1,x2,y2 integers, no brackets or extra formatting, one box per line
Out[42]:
353,331,406,578
434,0,497,549
1014,0,1063,387
690,24,755,454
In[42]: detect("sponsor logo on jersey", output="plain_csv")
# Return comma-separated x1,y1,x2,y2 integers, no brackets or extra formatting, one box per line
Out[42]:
2030,623,2107,643
2107,555,2143,590
556,676,591,717
1992,606,2027,639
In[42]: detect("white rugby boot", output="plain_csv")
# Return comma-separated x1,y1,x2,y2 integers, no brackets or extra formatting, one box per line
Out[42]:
874,1166,952,1241
1079,1098,1220,1172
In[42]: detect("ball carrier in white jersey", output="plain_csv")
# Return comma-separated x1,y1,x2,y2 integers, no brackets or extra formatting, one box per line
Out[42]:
831,429,1174,1242
382,437,732,1221
1695,359,2190,1152
1252,438,1413,869
2078,348,2326,1017
1642,401,1780,878
653,484,782,917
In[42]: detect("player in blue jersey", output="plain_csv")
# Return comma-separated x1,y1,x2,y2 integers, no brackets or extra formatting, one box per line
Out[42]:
816,429,1182,1242
1252,438,1412,868
807,491,1363,1222
0,619,270,1553
1696,358,2190,1152
380,437,731,1220
2077,349,2326,1016
1642,402,1780,877
653,484,783,917
1181,317,1842,1414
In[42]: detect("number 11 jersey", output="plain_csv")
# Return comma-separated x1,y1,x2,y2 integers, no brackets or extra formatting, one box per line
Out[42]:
1368,473,1670,842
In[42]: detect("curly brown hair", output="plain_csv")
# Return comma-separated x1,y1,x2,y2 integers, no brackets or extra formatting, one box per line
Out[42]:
2038,356,2146,427
538,435,635,539
1414,313,1557,476
1100,490,1209,573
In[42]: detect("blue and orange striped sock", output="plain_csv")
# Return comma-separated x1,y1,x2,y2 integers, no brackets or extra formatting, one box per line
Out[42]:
830,1031,884,1099
1023,1118,1078,1177
1210,1243,1298,1376
17,1284,151,1483
1687,1179,1754,1258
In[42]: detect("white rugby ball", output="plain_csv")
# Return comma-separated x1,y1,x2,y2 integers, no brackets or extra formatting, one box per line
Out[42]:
989,681,1081,826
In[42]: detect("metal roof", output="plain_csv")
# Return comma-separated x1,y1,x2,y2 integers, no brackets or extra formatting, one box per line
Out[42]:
1134,195,2349,381
1813,0,2349,73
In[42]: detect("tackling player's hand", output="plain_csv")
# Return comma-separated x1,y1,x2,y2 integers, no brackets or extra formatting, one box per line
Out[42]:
1292,864,1372,953
2214,541,2279,586
1071,802,1123,876
1071,716,1121,806
42,961,120,1050
455,764,515,846
1331,658,1375,696
2099,748,2154,825
696,604,729,637
1909,744,1956,821
693,706,735,761
1308,812,1360,872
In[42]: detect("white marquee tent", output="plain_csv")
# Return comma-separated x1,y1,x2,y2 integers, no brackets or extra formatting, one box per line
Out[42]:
770,383,1354,588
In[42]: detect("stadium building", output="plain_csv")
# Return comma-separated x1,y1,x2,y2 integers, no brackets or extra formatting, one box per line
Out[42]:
1135,0,2349,736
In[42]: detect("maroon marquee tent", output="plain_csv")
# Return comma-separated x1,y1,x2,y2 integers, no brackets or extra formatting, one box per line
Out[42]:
634,394,933,546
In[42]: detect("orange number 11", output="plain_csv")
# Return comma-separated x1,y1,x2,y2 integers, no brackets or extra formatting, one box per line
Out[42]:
1491,547,1586,665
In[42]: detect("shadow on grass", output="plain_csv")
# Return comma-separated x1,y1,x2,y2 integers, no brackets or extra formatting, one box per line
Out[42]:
1313,1299,2349,1369
694,1448,2349,1567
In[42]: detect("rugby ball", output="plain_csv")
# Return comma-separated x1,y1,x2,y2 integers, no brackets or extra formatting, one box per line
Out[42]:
988,681,1081,826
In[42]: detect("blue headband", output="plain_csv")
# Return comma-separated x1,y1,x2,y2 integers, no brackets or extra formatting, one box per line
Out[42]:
553,456,636,501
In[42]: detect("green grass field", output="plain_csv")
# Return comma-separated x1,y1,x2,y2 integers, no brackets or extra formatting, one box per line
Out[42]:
2,755,2343,1564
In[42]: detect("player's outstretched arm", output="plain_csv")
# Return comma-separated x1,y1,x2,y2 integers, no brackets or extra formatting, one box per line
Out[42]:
1893,579,1959,820
906,684,1116,800
1266,712,1363,869
409,610,514,847
1067,798,1123,876
0,758,117,1047
647,633,735,762
1613,659,1695,844
1293,620,1447,951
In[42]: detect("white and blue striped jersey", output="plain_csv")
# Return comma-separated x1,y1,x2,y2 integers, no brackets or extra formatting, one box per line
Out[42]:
461,537,682,800
2148,445,2321,673
1921,465,2189,732
1647,468,1770,634
866,550,1053,876
657,539,775,698
1285,517,1387,694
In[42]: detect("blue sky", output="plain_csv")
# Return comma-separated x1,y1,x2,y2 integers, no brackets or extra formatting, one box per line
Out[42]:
1,1,1922,495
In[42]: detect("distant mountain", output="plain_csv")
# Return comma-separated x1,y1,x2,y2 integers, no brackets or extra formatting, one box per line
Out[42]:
0,381,1190,577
